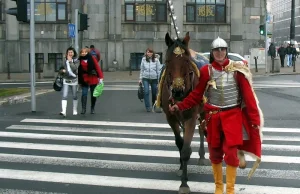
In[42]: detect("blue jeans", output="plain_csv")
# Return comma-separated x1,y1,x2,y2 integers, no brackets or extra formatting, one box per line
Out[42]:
142,78,158,110
81,84,97,108
287,54,292,67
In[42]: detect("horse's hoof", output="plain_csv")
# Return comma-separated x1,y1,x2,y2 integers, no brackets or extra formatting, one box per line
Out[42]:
198,158,210,166
177,169,183,177
178,186,190,194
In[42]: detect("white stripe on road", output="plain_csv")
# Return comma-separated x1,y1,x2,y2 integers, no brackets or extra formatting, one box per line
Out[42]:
8,125,300,138
1,131,300,152
21,118,171,128
20,119,300,133
0,189,65,194
0,169,299,194
0,153,299,180
0,142,299,164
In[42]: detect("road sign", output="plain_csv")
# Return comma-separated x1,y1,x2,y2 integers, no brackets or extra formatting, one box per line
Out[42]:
68,23,75,38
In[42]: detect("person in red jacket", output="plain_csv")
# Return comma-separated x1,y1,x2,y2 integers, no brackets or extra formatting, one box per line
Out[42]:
78,47,104,114
169,37,263,194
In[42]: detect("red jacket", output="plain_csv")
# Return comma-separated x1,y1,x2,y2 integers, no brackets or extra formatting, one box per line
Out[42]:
79,56,104,86
177,59,260,127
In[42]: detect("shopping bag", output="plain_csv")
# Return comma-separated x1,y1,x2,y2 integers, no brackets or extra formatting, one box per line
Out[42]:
93,83,104,97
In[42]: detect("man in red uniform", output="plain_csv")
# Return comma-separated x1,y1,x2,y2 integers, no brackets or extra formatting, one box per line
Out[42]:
169,37,263,194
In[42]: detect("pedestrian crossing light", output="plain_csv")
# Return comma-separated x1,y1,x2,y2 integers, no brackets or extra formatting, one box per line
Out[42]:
259,24,265,35
79,13,89,31
6,0,28,22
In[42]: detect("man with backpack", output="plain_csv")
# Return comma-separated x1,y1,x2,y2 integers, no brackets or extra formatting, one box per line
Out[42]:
90,45,101,62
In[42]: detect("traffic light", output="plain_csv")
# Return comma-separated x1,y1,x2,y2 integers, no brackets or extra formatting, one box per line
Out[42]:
259,24,265,35
79,13,89,31
6,0,28,22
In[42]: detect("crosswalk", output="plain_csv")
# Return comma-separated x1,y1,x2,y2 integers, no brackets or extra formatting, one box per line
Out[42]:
102,80,300,90
0,118,299,193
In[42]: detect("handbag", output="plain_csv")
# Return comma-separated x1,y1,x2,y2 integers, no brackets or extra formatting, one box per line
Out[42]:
137,82,144,102
53,74,63,91
93,83,104,98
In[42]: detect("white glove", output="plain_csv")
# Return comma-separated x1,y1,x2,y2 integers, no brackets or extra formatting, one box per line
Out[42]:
99,78,103,84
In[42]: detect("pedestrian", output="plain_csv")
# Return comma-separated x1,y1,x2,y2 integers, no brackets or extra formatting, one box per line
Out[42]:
286,44,293,67
90,45,101,63
169,37,263,194
277,44,286,67
78,47,104,114
58,47,79,117
268,43,276,59
139,48,161,112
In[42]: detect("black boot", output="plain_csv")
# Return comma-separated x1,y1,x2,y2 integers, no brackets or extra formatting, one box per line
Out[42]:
81,96,87,114
91,96,96,114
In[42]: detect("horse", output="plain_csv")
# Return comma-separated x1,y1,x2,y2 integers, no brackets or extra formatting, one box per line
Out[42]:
157,32,207,194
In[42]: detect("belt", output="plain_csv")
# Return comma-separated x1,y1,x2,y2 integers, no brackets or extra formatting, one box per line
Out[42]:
207,105,240,115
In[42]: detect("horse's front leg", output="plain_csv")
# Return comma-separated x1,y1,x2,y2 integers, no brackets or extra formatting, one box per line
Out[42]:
166,115,183,176
178,115,197,194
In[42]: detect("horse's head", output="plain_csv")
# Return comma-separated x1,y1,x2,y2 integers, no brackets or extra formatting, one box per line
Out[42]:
164,32,193,101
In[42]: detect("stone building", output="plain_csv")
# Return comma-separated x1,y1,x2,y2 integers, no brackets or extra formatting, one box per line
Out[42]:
271,0,300,45
0,0,266,75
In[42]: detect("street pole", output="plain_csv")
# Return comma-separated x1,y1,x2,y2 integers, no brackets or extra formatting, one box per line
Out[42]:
75,9,79,54
290,0,296,72
264,0,268,74
30,0,36,112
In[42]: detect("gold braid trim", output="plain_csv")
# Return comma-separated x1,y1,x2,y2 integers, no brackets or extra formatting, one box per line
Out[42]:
155,69,166,108
190,61,200,77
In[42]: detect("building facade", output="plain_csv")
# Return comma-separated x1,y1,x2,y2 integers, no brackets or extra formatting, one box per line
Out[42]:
272,0,300,45
0,0,266,75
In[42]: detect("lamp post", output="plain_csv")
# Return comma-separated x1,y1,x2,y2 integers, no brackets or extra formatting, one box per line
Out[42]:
290,0,296,72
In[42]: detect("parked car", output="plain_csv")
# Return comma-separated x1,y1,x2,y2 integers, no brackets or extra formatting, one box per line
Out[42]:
201,52,248,65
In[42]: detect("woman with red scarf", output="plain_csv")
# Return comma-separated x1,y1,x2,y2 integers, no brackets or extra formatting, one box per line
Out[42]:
169,37,263,194
78,47,104,114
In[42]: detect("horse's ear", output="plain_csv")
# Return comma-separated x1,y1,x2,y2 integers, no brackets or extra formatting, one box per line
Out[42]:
183,32,190,45
165,32,173,47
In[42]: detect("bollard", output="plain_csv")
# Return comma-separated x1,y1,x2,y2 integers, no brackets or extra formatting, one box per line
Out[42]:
7,62,11,80
293,56,296,72
254,56,258,72
129,59,132,76
271,57,275,73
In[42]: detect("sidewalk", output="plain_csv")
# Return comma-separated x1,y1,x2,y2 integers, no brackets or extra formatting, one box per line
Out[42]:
0,71,141,83
1,63,300,83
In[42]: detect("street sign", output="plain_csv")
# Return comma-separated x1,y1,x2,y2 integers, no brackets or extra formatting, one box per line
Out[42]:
68,23,75,38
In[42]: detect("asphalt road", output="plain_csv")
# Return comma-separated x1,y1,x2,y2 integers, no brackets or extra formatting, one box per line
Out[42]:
0,75,300,193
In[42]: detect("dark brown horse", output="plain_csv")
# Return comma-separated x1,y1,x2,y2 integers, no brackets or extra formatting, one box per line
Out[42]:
159,32,207,194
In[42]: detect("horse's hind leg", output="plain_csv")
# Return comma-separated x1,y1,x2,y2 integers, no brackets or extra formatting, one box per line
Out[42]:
198,112,210,166
166,115,183,177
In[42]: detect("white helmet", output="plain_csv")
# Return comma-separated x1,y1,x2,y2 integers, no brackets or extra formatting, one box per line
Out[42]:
211,37,228,50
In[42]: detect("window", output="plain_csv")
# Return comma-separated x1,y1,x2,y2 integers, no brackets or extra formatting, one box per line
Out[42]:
29,53,44,73
49,53,63,72
125,0,167,22
27,0,67,22
186,0,226,23
0,0,3,21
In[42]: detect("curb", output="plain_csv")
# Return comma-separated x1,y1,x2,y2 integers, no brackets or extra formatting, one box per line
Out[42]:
0,89,54,106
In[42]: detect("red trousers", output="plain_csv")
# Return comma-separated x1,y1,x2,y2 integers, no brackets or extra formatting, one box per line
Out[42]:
208,141,239,167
